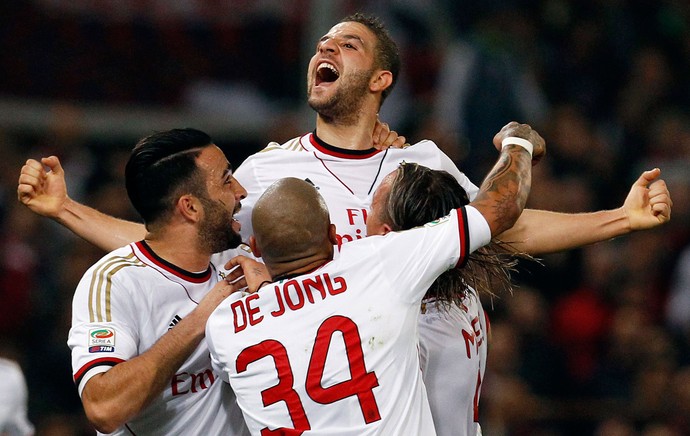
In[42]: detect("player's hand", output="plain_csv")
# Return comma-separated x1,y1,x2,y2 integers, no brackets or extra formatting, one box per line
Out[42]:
372,117,407,150
17,156,69,218
224,255,271,293
193,279,242,324
623,168,672,230
493,121,546,165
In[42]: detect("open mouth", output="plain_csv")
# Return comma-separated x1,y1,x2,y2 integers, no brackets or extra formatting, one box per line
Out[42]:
315,62,340,86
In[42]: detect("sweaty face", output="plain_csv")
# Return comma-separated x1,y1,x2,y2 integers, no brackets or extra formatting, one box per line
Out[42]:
195,145,247,252
307,21,378,122
198,195,243,253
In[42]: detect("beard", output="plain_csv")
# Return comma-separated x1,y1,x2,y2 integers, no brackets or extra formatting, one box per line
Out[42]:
307,68,373,124
198,196,243,254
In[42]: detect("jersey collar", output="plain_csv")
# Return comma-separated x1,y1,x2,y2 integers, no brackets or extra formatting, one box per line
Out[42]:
134,240,213,283
309,131,381,159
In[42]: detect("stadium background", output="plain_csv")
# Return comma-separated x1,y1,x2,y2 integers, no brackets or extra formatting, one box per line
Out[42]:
1,1,689,435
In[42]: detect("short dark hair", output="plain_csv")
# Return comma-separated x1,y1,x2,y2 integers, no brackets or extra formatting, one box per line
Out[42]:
341,12,400,104
125,128,212,225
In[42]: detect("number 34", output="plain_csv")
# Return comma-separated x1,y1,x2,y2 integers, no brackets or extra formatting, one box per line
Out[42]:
236,315,382,434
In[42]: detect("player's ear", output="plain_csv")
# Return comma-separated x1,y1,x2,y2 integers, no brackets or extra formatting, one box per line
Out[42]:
178,194,201,223
379,223,393,236
249,236,262,258
328,224,338,246
370,70,393,94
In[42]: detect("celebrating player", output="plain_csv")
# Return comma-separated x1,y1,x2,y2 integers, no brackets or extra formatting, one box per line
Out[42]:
17,13,672,435
66,129,250,435
206,125,543,434
365,161,520,436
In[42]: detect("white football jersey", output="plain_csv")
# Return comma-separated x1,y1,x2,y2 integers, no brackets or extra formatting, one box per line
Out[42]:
207,207,491,435
68,241,249,436
232,132,479,246
0,358,34,436
418,289,488,436
226,132,486,435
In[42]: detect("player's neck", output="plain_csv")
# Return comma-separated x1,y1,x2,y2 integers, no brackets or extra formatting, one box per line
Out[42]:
144,232,211,274
268,255,332,282
315,113,376,151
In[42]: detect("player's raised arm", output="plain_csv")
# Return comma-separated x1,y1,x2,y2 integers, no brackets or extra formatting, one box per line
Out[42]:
470,121,545,237
17,155,146,251
497,168,672,255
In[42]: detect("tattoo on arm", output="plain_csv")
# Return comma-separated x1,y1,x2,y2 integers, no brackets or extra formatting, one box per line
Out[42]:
471,148,532,236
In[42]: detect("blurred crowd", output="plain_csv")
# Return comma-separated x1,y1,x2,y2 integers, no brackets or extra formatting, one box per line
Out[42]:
1,1,689,435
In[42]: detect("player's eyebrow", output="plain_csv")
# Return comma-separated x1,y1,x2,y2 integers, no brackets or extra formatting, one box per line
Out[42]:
223,164,234,180
319,34,365,46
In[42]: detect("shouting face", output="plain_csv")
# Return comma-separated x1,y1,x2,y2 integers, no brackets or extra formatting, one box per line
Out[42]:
307,21,379,123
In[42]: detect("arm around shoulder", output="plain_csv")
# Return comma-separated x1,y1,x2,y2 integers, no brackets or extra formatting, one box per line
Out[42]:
79,279,239,433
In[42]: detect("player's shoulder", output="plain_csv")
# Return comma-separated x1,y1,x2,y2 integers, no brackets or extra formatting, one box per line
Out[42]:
79,245,147,287
388,139,444,158
257,134,309,154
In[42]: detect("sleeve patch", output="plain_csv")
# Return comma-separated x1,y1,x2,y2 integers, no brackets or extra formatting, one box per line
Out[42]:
88,328,116,352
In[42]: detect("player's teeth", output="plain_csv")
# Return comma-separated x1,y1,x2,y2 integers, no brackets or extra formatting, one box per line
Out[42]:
318,62,339,76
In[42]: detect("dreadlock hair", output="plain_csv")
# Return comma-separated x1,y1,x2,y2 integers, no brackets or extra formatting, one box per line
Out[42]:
383,162,532,309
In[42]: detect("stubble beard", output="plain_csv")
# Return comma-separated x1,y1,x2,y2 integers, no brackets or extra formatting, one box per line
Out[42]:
308,68,373,125
198,196,243,254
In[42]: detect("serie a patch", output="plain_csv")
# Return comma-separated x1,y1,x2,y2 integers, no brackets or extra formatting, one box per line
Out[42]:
424,214,451,227
88,327,116,353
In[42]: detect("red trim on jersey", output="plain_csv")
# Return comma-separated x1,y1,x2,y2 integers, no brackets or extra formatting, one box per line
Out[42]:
134,241,212,283
455,208,470,268
73,357,125,385
308,132,381,159
315,156,354,195
297,133,311,151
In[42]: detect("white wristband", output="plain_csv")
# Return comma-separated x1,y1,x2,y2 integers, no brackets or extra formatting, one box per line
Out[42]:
501,137,533,158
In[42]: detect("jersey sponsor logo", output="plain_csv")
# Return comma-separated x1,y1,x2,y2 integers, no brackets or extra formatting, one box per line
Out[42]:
231,273,348,333
89,346,115,353
88,328,115,348
171,369,216,396
335,208,368,246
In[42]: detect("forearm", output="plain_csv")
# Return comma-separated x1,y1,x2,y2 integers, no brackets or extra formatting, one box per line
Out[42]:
57,197,146,251
498,207,631,255
471,145,532,237
81,313,205,432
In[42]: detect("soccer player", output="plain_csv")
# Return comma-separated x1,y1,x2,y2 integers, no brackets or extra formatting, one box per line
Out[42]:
17,13,672,436
0,357,34,436
66,129,250,435
365,161,514,436
206,124,543,434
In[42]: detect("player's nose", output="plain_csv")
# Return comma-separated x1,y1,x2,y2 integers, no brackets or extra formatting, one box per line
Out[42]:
232,179,247,201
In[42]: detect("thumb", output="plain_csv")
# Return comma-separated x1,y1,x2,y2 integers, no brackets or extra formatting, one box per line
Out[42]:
41,156,64,176
633,168,661,187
